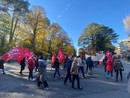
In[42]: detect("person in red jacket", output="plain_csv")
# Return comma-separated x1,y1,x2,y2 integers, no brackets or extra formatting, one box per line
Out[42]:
106,58,114,78
28,58,35,81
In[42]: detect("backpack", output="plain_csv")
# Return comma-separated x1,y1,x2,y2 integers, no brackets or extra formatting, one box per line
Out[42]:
114,60,123,70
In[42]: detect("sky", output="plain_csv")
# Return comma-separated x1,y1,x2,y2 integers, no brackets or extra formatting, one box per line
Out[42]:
29,0,130,50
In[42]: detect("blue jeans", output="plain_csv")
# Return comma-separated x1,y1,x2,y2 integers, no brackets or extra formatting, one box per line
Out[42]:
72,74,80,88
107,71,113,77
28,68,33,79
53,68,60,78
78,66,85,78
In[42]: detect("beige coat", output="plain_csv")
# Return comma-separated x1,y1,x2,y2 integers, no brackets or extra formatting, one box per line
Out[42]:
70,61,79,75
38,59,47,81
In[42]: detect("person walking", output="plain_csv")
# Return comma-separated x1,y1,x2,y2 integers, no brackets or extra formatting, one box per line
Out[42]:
77,55,86,78
37,56,49,90
91,54,98,67
0,58,6,74
35,57,39,72
103,56,107,72
70,57,82,90
86,56,94,75
53,58,60,78
28,58,35,81
127,71,130,93
64,56,73,84
19,57,26,75
106,58,114,78
114,57,124,82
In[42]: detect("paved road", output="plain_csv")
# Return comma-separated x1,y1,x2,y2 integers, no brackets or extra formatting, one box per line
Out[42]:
0,60,130,98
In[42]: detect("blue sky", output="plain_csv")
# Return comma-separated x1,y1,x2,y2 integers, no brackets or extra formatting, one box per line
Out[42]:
29,0,130,50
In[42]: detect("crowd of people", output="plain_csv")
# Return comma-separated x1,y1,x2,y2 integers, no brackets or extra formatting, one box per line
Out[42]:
0,51,129,91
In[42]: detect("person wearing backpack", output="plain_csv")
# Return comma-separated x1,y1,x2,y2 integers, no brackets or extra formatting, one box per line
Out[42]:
113,57,124,82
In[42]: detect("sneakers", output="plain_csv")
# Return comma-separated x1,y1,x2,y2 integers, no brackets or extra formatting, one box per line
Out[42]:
44,87,49,90
28,78,36,81
31,78,36,81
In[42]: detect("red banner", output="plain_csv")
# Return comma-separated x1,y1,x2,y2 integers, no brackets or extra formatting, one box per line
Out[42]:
51,53,56,66
1,46,25,63
24,48,35,61
58,49,66,63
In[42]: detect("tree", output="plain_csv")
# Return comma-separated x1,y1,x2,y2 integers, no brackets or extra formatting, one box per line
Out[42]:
45,23,75,56
123,15,130,37
46,23,61,55
25,6,49,52
0,0,29,48
0,12,11,54
78,23,119,53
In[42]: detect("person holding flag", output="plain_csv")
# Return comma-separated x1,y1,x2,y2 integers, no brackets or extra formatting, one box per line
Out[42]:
51,53,56,70
0,57,6,74
19,57,26,75
53,58,61,78
28,57,36,81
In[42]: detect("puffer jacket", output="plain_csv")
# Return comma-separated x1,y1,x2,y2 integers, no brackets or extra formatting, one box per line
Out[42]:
106,58,113,71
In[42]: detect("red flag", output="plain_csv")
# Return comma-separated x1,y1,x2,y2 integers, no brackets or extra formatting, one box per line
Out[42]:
24,48,35,61
68,52,72,58
51,54,56,66
1,46,25,63
58,49,66,63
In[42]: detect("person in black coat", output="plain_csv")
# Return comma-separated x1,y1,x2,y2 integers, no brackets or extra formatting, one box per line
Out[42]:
86,57,94,75
35,57,39,72
53,58,61,78
0,58,6,74
19,57,26,75
64,57,73,84
103,56,107,72
114,57,124,82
